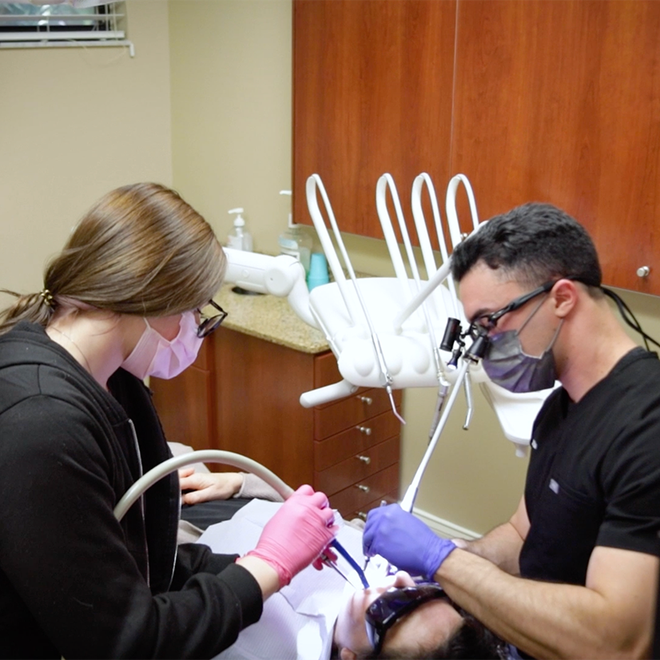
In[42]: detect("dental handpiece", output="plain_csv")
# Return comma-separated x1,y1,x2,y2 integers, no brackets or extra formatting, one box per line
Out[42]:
363,500,388,573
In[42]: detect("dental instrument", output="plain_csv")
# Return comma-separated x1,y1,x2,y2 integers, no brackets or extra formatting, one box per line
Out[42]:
329,539,369,589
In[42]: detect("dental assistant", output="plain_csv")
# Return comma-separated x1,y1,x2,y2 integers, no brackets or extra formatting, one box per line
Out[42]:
0,182,337,659
364,203,660,659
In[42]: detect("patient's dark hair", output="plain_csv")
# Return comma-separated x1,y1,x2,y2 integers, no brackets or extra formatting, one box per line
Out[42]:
364,613,505,659
450,202,602,294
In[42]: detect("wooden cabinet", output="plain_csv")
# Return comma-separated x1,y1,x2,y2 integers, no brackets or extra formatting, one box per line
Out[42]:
293,0,456,245
313,352,401,520
151,328,402,518
293,0,660,295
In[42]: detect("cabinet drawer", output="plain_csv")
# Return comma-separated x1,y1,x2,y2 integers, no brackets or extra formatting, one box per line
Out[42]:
348,489,400,523
314,410,400,472
314,388,401,439
315,436,399,496
328,464,399,517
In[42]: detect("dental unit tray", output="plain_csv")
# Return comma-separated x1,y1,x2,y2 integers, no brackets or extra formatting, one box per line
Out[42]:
221,173,558,512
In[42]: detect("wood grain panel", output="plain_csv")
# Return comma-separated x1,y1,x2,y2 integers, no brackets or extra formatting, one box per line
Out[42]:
314,388,402,440
315,436,400,496
314,409,401,471
451,0,660,293
314,350,342,389
350,489,400,522
329,464,399,517
293,0,457,244
212,328,316,488
151,340,215,450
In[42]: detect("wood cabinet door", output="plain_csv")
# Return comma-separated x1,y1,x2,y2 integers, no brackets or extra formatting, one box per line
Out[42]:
293,0,457,245
151,341,215,450
213,328,317,489
294,0,660,294
451,0,660,294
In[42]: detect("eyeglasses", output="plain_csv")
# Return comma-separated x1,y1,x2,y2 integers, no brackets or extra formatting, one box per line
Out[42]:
365,582,449,654
473,280,557,332
196,300,228,338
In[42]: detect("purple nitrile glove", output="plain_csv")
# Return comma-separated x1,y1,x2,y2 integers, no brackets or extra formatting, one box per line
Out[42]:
362,503,456,580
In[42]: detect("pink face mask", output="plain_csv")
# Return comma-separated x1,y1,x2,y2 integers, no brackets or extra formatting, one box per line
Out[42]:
121,311,203,380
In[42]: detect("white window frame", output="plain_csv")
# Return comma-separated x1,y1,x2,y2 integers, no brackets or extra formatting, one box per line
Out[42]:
0,1,134,56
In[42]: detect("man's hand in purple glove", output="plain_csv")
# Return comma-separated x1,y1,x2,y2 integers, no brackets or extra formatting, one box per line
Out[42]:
362,503,456,580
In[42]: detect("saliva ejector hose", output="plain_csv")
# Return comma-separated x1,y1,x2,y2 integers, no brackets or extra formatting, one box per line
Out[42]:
113,450,369,589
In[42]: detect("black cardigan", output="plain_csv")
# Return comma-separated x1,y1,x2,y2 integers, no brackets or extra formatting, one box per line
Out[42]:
0,322,262,659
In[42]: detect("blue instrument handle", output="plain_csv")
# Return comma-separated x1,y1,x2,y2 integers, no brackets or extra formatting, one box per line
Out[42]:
330,539,369,588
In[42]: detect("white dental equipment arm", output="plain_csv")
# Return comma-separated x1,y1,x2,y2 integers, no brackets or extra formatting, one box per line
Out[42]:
222,247,361,408
223,248,316,329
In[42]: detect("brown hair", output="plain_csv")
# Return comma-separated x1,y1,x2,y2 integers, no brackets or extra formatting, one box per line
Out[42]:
0,182,226,334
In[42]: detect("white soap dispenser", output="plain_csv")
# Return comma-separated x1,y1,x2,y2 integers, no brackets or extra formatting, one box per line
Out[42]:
227,207,253,252
277,190,312,274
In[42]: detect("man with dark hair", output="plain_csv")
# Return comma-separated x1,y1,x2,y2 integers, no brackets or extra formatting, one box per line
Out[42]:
364,203,660,659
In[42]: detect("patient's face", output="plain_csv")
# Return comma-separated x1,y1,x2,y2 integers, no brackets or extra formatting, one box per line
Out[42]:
333,572,463,659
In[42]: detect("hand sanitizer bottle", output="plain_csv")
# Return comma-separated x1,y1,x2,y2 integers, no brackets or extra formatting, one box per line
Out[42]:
277,190,312,274
227,208,253,252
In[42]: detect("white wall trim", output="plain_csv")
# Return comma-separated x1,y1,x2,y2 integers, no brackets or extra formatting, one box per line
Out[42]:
412,506,481,541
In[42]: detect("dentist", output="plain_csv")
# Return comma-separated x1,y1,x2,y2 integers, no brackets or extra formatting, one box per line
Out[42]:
364,203,660,659
0,182,337,659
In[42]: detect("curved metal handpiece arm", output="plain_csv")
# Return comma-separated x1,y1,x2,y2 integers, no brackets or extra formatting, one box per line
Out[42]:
114,450,294,522
445,174,480,249
411,173,459,317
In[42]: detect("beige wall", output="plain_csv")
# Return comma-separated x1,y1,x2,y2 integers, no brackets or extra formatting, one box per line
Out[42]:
169,0,294,253
3,0,659,535
0,0,172,294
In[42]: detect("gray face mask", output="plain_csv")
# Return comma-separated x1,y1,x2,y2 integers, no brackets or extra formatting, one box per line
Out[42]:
482,298,563,393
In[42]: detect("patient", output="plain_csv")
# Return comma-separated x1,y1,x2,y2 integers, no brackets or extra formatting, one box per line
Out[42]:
197,498,504,660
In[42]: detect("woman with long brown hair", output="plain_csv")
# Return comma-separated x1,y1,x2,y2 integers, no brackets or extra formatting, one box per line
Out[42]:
0,182,336,659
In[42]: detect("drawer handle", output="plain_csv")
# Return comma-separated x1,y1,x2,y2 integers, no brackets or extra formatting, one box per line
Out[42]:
357,511,368,521
357,426,372,435
356,484,370,493
356,455,371,464
358,395,373,405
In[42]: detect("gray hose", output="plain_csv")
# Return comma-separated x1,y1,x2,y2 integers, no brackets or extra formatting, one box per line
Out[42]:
114,450,294,522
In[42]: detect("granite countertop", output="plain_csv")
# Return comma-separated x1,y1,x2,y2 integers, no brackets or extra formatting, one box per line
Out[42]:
216,283,330,355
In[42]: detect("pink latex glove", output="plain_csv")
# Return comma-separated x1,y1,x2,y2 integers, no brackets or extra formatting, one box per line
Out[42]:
247,485,338,586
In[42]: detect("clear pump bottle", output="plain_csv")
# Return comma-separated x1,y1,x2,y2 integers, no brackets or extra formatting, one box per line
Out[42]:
277,190,312,274
227,208,253,252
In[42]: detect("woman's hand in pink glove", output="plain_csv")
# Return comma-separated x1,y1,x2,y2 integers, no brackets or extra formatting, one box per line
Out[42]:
247,485,339,587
